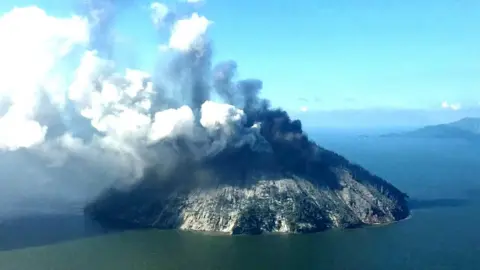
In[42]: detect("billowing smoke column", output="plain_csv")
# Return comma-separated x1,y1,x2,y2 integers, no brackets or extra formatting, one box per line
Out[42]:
0,2,306,214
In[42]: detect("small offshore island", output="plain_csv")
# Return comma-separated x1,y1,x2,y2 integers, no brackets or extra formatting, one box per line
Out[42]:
86,109,410,235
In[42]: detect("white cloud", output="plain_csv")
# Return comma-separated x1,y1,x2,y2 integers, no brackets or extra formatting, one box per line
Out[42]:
300,106,308,112
150,2,170,27
0,6,89,150
168,13,211,51
201,101,244,133
0,5,166,180
68,51,157,143
441,101,461,111
150,106,195,141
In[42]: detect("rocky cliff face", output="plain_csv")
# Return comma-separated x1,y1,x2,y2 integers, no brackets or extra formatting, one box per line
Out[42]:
85,139,409,234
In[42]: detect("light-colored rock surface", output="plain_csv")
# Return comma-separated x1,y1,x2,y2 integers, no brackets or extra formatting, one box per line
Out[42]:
86,165,409,234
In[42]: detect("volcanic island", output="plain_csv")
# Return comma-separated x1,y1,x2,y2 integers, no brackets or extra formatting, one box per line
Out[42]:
85,101,410,235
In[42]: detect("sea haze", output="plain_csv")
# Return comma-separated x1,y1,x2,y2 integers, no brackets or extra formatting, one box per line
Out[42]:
0,128,479,270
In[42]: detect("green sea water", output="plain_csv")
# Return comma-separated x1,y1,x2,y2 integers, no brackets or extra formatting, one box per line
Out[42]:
1,135,479,270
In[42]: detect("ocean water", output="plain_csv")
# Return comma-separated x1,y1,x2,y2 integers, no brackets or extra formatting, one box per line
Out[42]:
0,134,479,270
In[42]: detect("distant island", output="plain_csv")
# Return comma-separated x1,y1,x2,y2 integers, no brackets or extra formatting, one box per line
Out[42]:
382,117,480,141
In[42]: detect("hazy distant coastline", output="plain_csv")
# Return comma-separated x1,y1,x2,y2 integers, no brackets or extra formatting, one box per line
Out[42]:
381,117,480,141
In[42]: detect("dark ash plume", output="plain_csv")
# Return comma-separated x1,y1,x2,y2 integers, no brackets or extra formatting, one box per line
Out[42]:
166,41,212,117
213,60,238,104
237,79,264,113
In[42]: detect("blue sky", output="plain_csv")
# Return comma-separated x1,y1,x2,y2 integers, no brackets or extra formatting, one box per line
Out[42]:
1,0,479,113
204,0,480,111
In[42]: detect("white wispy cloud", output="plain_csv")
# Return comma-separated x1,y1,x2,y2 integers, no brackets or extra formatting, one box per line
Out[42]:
150,2,170,27
441,101,461,111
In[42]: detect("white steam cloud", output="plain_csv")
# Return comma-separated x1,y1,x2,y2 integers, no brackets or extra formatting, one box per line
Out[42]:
168,13,211,51
0,6,89,150
0,3,266,215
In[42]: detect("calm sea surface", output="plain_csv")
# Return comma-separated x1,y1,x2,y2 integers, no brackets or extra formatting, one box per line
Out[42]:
1,134,479,270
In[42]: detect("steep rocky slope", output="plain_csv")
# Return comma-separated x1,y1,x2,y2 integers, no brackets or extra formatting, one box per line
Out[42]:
85,130,409,234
